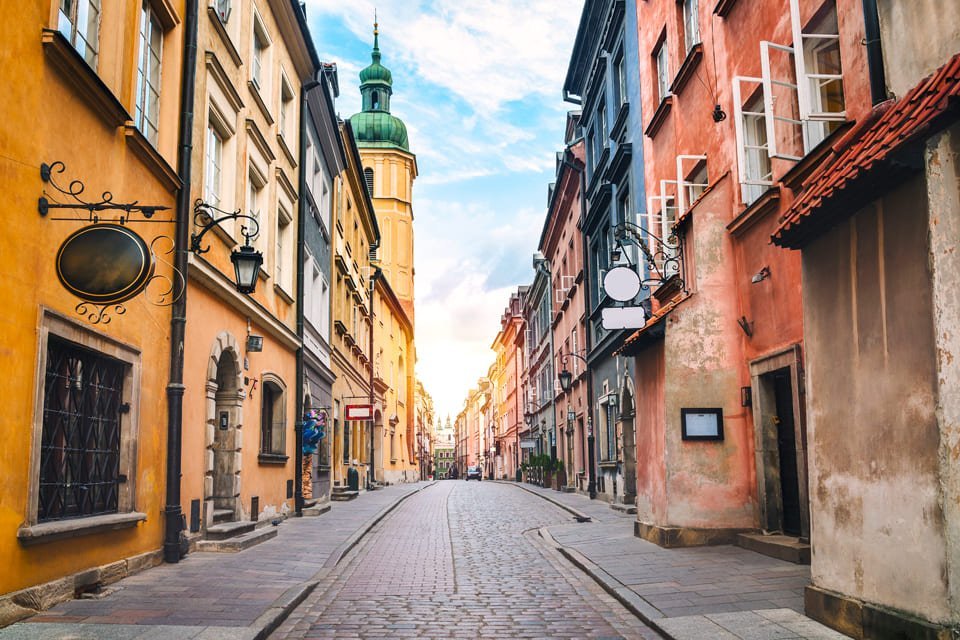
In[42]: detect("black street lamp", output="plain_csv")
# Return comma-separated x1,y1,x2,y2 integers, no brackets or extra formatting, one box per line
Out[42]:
558,369,574,394
191,200,264,295
557,350,596,498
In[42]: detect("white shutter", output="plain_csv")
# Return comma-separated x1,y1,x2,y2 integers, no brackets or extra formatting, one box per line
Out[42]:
732,75,775,203
676,154,707,217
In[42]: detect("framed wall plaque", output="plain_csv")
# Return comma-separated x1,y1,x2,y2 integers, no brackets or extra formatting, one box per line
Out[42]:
681,408,724,441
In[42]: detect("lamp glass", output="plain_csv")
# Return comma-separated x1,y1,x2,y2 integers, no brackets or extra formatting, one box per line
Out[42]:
558,369,573,393
231,244,263,293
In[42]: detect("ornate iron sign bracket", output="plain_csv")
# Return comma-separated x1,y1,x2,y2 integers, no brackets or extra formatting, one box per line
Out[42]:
612,221,686,293
38,161,172,224
191,199,260,254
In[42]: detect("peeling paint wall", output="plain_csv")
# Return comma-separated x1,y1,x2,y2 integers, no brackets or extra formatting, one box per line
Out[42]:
802,174,951,622
927,122,960,626
877,0,960,98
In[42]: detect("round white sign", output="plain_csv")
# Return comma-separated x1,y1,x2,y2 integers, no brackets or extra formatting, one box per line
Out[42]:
603,266,642,302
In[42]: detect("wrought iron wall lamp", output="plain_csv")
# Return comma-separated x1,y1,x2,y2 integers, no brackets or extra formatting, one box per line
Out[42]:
191,199,263,294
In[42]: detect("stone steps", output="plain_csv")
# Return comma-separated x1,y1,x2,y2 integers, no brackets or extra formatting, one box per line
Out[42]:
303,502,331,516
195,525,277,553
205,520,255,540
331,489,359,501
610,502,637,515
211,509,233,524
737,532,810,564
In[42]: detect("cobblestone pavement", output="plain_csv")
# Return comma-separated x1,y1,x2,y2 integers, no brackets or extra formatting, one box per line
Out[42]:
273,481,659,640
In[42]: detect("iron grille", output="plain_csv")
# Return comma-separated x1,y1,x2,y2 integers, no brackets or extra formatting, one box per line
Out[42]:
39,335,125,522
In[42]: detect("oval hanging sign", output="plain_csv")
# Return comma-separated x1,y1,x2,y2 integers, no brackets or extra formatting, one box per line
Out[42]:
56,224,154,304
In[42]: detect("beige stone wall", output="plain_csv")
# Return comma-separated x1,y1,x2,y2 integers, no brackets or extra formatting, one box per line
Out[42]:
802,174,950,622
877,0,960,97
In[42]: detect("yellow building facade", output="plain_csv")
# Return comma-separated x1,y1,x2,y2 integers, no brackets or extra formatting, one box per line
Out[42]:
348,25,419,484
330,122,378,491
0,0,186,621
180,0,317,541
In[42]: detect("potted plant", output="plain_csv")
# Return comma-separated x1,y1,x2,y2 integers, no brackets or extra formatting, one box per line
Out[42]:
554,459,566,491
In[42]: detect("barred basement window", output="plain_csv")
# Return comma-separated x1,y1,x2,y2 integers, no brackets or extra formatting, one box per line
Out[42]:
363,168,374,197
40,336,125,522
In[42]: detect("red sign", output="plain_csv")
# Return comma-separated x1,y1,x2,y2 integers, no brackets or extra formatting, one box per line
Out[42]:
345,404,373,420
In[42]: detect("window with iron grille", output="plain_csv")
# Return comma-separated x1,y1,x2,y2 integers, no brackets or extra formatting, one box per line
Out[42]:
39,335,125,522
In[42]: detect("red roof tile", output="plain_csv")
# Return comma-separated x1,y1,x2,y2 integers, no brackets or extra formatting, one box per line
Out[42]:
773,53,960,248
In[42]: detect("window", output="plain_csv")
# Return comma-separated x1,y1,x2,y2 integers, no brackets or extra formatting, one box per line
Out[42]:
593,98,606,161
135,0,163,145
683,0,701,53
279,76,294,141
247,169,264,248
276,204,292,291
613,50,627,108
260,379,286,457
793,0,845,148
605,400,617,461
733,78,774,204
371,90,380,110
251,14,270,92
39,336,125,521
363,168,374,197
204,123,223,208
654,38,670,102
58,0,100,68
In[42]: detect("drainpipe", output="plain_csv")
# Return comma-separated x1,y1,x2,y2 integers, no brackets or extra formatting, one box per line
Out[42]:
368,256,380,488
295,78,321,516
861,0,887,105
560,146,595,499
164,0,198,563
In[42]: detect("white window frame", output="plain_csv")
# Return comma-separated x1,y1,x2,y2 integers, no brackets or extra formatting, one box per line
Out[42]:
204,122,224,208
676,154,707,217
135,0,163,146
655,38,670,102
251,11,271,93
58,0,101,68
760,41,805,161
732,77,774,204
790,0,845,122
279,73,295,142
276,203,292,291
683,0,700,53
247,163,267,250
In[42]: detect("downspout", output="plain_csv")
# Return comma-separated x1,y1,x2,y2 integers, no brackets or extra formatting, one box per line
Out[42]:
561,146,595,499
368,257,380,488
165,0,198,563
295,78,321,516
861,0,887,105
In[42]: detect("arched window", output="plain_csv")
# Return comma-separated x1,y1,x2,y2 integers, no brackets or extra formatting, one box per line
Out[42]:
363,168,374,197
371,90,380,110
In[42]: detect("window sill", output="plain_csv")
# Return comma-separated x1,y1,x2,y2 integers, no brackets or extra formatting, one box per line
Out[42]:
41,29,130,129
124,124,181,192
645,96,673,138
277,133,297,167
670,44,703,96
18,511,146,546
727,186,781,238
610,102,630,142
207,6,242,67
599,460,619,469
274,283,295,305
713,0,740,17
258,453,289,465
247,81,275,126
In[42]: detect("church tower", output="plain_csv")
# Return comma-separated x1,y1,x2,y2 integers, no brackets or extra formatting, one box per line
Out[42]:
349,22,417,323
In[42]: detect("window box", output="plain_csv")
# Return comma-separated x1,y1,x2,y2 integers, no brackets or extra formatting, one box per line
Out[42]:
670,44,703,96
645,96,673,138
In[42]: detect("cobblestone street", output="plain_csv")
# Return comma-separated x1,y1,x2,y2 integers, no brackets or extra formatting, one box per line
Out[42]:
273,481,658,639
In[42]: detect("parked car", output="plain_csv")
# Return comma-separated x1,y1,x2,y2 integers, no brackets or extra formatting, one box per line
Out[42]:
465,465,482,481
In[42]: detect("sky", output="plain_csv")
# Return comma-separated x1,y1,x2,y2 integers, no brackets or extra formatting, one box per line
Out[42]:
305,0,583,422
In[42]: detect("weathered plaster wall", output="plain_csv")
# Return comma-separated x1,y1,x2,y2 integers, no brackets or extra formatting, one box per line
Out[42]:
927,122,960,625
802,175,949,621
877,0,960,98
635,343,667,524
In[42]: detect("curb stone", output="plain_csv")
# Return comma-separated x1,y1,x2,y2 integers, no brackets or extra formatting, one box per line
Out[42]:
493,480,592,522
537,526,674,640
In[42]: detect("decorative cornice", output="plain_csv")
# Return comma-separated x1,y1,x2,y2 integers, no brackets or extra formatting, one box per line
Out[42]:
205,52,244,112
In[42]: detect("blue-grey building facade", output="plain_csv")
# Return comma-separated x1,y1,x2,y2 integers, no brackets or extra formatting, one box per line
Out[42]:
563,0,647,506
300,64,344,504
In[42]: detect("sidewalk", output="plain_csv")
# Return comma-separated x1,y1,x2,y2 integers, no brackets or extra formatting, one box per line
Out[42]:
509,482,849,640
1,482,432,640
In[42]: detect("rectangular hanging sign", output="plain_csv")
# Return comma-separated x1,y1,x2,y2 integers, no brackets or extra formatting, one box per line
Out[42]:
345,404,374,420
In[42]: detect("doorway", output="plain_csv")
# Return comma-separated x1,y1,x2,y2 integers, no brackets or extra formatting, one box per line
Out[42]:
205,334,244,525
619,379,637,504
750,346,809,539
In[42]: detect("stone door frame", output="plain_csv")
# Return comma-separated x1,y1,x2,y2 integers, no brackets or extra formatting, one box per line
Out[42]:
749,344,810,539
205,332,244,528
619,373,637,504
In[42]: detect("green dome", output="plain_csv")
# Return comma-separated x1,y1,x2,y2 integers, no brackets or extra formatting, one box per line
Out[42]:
349,111,409,151
349,22,410,152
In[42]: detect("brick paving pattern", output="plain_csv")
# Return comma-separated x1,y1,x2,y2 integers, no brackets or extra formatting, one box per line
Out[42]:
515,483,848,639
273,481,659,639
